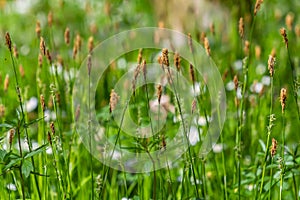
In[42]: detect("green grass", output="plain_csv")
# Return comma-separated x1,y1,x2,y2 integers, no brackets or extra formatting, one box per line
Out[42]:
0,0,300,199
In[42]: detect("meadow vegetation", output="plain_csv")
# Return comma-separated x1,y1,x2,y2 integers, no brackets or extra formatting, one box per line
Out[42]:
0,0,300,199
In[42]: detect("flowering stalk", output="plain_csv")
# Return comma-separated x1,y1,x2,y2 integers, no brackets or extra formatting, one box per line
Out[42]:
259,51,276,199
279,88,287,200
5,32,41,200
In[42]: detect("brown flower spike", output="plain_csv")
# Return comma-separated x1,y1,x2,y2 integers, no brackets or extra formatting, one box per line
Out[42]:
268,54,276,77
204,37,211,56
40,94,45,112
270,138,277,157
40,37,46,56
254,0,264,16
161,48,169,67
280,88,287,113
157,84,162,104
109,89,119,113
280,28,288,48
174,52,181,71
5,32,12,52
50,122,55,135
239,17,244,39
64,27,70,45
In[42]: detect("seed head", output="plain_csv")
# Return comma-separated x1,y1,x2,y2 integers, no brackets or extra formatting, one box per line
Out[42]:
280,88,287,113
5,32,12,52
244,40,250,56
157,84,162,104
161,48,169,67
50,122,55,135
40,94,45,112
285,13,294,31
255,45,261,60
174,52,181,71
238,17,244,39
88,36,94,53
76,33,82,51
109,89,119,113
64,27,70,45
189,64,195,84
8,129,15,148
254,0,264,16
280,28,288,48
4,74,9,92
40,37,46,56
48,11,53,27
268,54,276,77
13,45,18,58
204,37,211,56
270,138,277,157
73,45,78,60
0,104,5,117
36,21,41,38
233,75,239,91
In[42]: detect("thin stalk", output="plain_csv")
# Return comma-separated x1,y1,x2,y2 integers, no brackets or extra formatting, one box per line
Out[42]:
259,77,274,199
292,172,298,200
16,126,25,200
88,64,94,200
220,122,228,199
279,112,286,200
236,13,258,199
8,43,41,200
49,140,63,198
166,67,199,198
268,158,274,200
101,99,130,198
141,64,157,200
286,47,300,119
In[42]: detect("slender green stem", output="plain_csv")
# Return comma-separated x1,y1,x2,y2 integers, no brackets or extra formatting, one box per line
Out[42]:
88,67,94,200
279,112,285,200
286,47,300,119
8,44,41,200
268,158,274,200
292,172,298,200
166,67,199,198
259,77,274,199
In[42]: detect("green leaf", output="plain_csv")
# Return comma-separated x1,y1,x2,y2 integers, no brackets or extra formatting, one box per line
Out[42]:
24,117,45,128
21,159,33,178
258,139,266,152
24,144,48,159
0,123,14,128
0,149,7,161
3,158,22,171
